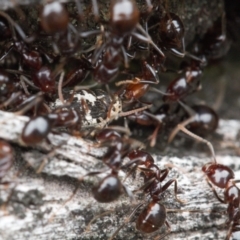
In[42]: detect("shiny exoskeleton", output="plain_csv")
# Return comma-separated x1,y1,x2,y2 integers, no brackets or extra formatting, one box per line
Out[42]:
202,162,240,239
82,128,138,203
110,149,184,239
82,0,164,83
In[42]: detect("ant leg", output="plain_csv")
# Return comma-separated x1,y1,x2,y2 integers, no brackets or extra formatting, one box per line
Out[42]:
154,220,171,240
79,29,102,38
121,45,129,68
204,177,226,203
122,183,135,202
57,71,66,104
145,0,153,12
119,104,152,117
91,0,99,21
14,93,43,115
135,24,165,58
108,203,144,240
115,77,141,86
0,92,21,109
0,11,34,43
75,0,83,20
74,82,99,91
168,119,217,163
148,124,160,147
161,179,186,203
20,76,30,95
226,222,234,240
0,45,14,61
84,210,114,232
48,184,80,223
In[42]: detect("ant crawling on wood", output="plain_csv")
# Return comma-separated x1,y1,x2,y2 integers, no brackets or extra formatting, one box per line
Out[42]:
108,149,188,239
203,160,240,239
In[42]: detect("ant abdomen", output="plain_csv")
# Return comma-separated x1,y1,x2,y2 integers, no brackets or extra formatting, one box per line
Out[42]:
21,115,53,145
32,66,56,93
40,2,69,34
110,0,140,35
202,163,234,189
92,173,123,203
136,201,166,233
187,105,219,136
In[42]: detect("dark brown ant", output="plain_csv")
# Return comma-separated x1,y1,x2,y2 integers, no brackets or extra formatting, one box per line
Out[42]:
109,149,185,239
0,140,14,181
196,14,231,61
163,60,202,103
21,115,53,146
39,1,80,55
202,161,240,239
81,0,164,83
168,103,219,150
81,128,137,203
158,12,185,58
21,103,82,145
116,65,157,102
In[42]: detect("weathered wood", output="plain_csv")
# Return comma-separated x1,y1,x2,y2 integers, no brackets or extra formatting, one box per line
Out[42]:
0,110,240,240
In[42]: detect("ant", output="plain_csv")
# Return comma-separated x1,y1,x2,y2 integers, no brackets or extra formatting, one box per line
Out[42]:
162,60,203,103
53,128,140,207
194,13,231,61
202,160,240,239
39,1,81,55
21,103,82,146
167,103,219,157
109,149,185,239
80,0,164,83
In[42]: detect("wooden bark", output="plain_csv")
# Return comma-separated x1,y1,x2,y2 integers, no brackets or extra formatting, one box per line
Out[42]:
1,110,240,240
0,0,239,240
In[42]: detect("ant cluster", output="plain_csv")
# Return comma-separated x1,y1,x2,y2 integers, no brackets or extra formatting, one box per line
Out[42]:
0,0,237,239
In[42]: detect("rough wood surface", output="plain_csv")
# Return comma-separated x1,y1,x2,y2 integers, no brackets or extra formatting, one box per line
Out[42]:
0,0,239,240
1,110,240,240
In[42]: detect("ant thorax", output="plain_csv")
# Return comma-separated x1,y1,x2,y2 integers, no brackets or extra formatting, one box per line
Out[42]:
51,89,123,129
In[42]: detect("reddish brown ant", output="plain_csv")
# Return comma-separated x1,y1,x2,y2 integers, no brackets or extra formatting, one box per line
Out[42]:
163,60,203,103
80,0,164,83
109,149,185,239
202,162,240,239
